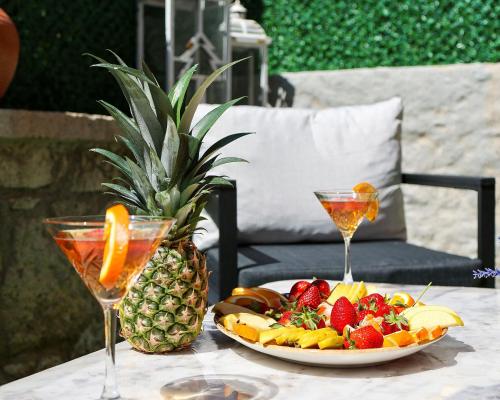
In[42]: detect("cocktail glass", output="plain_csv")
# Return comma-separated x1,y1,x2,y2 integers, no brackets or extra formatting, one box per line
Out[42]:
314,190,378,284
44,215,175,400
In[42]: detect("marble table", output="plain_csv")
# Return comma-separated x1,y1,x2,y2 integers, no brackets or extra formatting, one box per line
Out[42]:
2,281,500,400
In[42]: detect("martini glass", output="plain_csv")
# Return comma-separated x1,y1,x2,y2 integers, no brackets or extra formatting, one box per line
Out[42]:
44,215,175,400
314,190,378,284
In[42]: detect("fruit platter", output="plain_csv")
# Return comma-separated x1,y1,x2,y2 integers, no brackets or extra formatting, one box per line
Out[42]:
213,280,463,367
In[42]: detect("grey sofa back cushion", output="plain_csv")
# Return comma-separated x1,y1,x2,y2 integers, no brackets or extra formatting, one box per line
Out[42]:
193,98,406,249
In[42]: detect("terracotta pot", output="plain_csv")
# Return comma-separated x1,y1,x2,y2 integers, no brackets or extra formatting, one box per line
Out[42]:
0,8,20,98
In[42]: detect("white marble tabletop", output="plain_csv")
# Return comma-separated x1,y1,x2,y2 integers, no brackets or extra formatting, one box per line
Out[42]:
2,281,500,400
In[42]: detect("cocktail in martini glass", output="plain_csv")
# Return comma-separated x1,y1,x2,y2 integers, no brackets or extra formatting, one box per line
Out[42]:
44,205,175,400
314,183,378,284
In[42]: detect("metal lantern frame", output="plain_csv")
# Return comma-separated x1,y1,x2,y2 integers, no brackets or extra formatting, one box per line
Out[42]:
229,0,271,105
137,0,270,105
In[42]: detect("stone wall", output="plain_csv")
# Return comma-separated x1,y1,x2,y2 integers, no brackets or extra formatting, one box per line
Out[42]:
270,63,500,267
0,109,119,384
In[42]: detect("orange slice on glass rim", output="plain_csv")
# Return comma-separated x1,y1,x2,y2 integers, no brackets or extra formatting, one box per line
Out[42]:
99,204,130,289
353,182,379,222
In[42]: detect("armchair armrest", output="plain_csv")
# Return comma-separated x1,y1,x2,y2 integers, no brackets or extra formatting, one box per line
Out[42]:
210,180,238,299
402,173,495,287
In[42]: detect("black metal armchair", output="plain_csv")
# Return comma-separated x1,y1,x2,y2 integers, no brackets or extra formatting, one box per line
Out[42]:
207,173,495,302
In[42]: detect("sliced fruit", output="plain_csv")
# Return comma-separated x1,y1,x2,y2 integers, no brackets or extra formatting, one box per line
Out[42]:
365,284,380,295
401,306,463,330
259,327,289,344
298,328,337,349
410,327,430,343
224,294,270,313
318,335,344,349
99,204,130,289
352,182,379,222
232,313,276,331
383,330,415,347
326,282,352,304
275,328,306,345
347,281,367,302
230,287,286,309
233,323,259,342
428,326,444,340
251,287,288,307
389,292,416,307
383,336,399,348
221,314,238,331
213,302,262,317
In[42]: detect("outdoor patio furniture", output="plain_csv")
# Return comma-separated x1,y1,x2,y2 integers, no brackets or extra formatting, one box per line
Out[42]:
1,281,497,399
191,100,496,302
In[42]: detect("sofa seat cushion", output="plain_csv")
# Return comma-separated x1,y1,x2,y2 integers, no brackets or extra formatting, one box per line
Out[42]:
206,241,480,302
194,98,406,250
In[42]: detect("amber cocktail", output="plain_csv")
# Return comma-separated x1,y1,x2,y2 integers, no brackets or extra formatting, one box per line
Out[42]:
315,188,378,284
44,210,175,400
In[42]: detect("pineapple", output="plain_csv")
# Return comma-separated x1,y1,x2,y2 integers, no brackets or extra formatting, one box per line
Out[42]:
87,51,250,352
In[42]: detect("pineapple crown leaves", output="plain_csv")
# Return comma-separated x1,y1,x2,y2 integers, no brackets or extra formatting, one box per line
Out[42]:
86,50,252,241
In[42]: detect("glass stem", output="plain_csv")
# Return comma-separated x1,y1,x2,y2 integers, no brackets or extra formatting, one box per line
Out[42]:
101,305,120,400
343,236,354,284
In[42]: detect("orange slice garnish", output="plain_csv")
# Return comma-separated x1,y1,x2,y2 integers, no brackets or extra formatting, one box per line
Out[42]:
99,204,130,289
383,330,415,347
353,182,379,222
389,292,416,307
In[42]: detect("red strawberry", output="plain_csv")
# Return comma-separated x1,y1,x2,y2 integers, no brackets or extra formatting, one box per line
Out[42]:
296,285,322,310
374,303,393,318
311,279,330,298
356,309,375,324
330,296,357,334
344,325,384,349
278,311,293,326
381,310,409,334
359,293,385,310
289,281,311,301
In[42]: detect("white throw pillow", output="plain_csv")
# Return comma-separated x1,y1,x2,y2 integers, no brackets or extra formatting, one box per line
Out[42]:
193,98,406,250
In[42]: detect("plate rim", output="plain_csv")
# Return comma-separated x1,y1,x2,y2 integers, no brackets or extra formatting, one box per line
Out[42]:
214,315,448,355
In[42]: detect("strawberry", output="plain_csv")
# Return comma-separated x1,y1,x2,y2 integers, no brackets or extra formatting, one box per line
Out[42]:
278,311,293,326
374,303,393,318
289,280,311,301
344,325,384,349
358,293,385,310
356,309,375,324
311,279,330,298
296,285,322,310
278,308,325,330
330,296,357,334
381,310,409,334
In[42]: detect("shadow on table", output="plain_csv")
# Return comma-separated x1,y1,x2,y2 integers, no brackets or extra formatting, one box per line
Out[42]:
160,374,279,399
233,335,474,379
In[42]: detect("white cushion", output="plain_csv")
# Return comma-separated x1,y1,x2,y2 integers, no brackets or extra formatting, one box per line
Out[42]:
193,98,406,250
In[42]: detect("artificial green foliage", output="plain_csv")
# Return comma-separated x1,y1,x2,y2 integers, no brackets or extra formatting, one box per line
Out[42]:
1,1,135,114
258,0,499,73
1,0,498,113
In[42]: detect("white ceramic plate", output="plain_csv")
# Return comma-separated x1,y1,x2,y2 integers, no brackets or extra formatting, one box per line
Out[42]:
215,318,447,367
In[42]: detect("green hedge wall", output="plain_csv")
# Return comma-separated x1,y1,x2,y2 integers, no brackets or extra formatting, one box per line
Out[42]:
260,0,500,73
2,0,135,114
1,0,499,113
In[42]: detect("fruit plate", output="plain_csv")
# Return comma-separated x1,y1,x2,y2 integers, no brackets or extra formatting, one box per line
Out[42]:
214,317,447,368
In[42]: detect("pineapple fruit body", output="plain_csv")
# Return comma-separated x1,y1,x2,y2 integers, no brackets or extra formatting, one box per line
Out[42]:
119,240,208,353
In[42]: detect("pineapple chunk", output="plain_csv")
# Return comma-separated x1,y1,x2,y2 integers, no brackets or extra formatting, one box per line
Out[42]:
298,328,337,349
347,281,367,303
326,283,351,304
275,328,306,345
259,327,289,344
221,314,238,331
318,335,344,349
233,323,259,342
